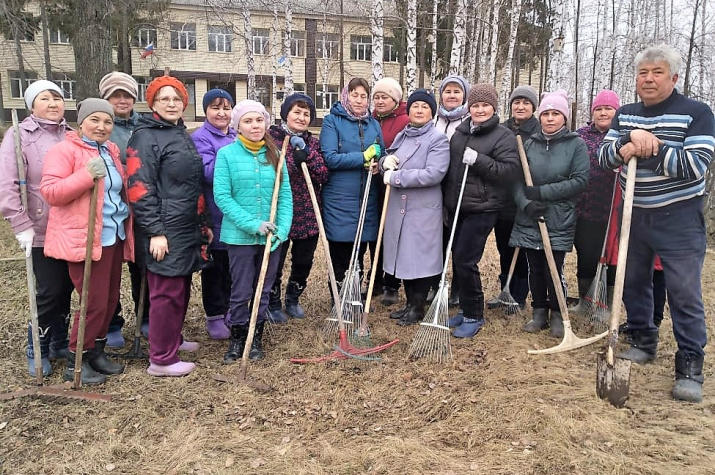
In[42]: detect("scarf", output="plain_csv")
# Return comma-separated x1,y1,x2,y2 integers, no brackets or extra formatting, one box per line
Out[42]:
437,104,469,121
238,134,265,152
340,84,370,121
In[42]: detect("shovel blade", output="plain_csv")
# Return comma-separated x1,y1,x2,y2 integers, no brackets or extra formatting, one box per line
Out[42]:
596,351,632,408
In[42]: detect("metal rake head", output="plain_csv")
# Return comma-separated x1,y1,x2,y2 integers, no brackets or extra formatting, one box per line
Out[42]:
497,290,522,316
408,284,452,363
322,269,361,337
584,272,610,333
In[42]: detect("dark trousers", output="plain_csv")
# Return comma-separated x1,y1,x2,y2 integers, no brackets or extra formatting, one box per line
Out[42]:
573,217,609,280
227,244,282,326
441,224,459,294
652,269,666,326
146,272,191,365
453,212,498,318
67,242,124,352
27,247,74,357
624,198,706,356
201,249,231,316
403,277,431,305
493,218,530,303
108,260,148,333
525,248,567,311
275,235,319,288
328,240,370,288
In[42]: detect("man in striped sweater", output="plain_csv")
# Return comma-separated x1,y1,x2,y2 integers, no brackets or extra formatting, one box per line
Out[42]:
599,44,715,403
599,45,715,402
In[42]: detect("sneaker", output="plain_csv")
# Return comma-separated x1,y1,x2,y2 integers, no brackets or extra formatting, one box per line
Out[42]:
447,309,464,328
178,340,199,352
147,361,196,377
106,330,125,348
453,317,485,338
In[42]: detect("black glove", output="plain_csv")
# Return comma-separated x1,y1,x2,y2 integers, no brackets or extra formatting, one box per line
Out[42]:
293,148,308,169
524,201,548,219
524,185,541,201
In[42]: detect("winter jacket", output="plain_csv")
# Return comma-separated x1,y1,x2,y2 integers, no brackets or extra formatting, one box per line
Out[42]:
443,115,521,222
576,123,617,222
434,110,470,140
320,101,385,242
374,101,410,147
268,125,328,240
380,122,450,280
192,121,238,250
126,113,210,277
0,115,72,246
40,131,134,263
109,111,140,165
509,128,590,252
500,115,540,220
214,139,292,246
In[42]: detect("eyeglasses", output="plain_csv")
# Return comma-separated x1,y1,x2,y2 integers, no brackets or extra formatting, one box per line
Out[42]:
155,96,184,105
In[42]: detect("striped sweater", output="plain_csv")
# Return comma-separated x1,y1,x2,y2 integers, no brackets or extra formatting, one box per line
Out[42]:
598,90,715,208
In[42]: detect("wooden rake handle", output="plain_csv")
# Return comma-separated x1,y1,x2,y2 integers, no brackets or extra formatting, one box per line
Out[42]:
239,136,289,380
363,184,391,316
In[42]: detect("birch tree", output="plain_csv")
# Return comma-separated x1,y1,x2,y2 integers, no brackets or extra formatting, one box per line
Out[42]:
487,0,501,84
499,0,522,115
283,3,294,95
449,0,467,75
545,0,566,90
370,0,384,86
429,0,438,91
242,2,256,101
406,0,417,93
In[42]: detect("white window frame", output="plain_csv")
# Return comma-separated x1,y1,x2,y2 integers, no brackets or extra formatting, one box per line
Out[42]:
252,28,270,55
52,73,75,100
316,84,339,110
284,31,305,57
135,77,151,102
171,22,196,51
350,35,372,61
383,38,399,63
10,71,37,99
316,33,339,59
208,26,232,53
49,28,70,44
134,27,157,48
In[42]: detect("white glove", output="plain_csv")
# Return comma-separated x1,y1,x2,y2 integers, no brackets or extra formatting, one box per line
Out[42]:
16,228,35,258
383,154,399,171
463,147,478,166
86,157,107,179
383,170,393,185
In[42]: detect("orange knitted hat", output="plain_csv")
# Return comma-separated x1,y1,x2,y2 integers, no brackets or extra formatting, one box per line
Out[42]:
145,76,189,111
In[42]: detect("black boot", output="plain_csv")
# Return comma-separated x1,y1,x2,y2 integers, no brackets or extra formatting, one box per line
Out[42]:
223,324,248,364
390,303,411,320
267,283,288,323
49,313,70,361
398,291,426,326
88,338,125,375
381,287,399,306
522,308,548,333
285,280,306,319
249,321,265,361
63,351,106,385
618,328,659,364
672,351,704,403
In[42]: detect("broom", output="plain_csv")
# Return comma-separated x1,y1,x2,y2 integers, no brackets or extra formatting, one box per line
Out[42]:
408,164,469,362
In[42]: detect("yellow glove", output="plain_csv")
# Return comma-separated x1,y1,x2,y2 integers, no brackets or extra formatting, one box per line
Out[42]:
363,144,381,168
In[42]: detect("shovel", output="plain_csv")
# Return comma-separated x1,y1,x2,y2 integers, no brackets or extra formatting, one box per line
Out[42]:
596,161,636,408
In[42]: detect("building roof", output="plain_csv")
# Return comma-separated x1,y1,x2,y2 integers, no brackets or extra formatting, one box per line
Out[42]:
171,0,397,19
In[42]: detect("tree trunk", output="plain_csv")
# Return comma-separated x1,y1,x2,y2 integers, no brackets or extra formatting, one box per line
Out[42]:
449,0,467,75
683,0,700,96
487,0,501,85
243,4,256,101
370,0,384,86
284,4,294,95
406,0,417,94
39,0,52,78
429,0,438,91
499,0,521,115
71,0,112,102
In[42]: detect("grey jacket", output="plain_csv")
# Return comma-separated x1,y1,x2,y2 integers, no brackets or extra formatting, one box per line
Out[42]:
109,111,140,165
509,128,589,252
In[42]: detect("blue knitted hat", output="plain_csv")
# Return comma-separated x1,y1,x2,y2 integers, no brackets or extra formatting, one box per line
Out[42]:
202,88,234,113
280,93,316,123
407,89,437,117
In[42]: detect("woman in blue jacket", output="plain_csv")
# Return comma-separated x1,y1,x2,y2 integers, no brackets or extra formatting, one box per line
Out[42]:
214,100,292,364
320,77,385,289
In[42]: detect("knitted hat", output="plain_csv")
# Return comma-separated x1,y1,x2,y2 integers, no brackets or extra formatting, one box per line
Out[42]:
591,89,621,113
468,83,499,111
145,76,189,111
439,74,470,103
77,98,115,125
231,100,270,128
202,88,234,113
509,85,539,109
280,93,316,123
537,89,570,121
406,89,437,117
372,77,403,104
99,72,138,101
23,80,64,110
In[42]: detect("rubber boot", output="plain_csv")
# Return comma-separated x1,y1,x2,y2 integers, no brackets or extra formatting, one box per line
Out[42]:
381,287,399,306
266,284,288,323
672,350,704,403
522,308,548,333
206,315,230,340
569,278,592,314
64,351,106,385
390,303,411,320
285,280,307,319
27,324,52,377
549,310,564,338
146,361,195,377
88,338,125,375
618,328,659,364
49,314,70,360
249,321,266,360
223,324,248,364
398,292,425,326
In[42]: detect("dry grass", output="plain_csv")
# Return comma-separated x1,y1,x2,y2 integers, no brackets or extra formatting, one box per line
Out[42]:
1,220,715,475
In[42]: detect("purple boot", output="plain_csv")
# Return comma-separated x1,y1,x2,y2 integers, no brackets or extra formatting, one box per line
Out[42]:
206,315,230,340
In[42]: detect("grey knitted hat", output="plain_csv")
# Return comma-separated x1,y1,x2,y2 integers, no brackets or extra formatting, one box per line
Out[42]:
508,85,539,109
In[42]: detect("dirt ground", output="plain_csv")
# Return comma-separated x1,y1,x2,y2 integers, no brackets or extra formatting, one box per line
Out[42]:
0,219,714,475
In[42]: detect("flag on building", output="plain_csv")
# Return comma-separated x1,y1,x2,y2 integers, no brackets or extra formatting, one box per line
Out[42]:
140,43,155,59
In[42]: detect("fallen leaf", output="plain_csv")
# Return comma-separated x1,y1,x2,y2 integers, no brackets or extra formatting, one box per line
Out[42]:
281,436,290,444
429,383,436,389
225,457,234,468
250,457,266,468
105,463,115,471
0,422,7,430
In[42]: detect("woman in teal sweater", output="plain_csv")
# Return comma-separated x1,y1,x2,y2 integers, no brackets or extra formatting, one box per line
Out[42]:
214,100,293,363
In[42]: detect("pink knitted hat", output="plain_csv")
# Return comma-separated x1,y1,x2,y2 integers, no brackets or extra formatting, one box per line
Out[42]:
591,89,621,113
537,89,570,121
231,100,270,128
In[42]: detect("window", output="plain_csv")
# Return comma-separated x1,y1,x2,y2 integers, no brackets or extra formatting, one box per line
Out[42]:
7,24,35,42
256,86,271,109
133,27,157,48
316,33,339,59
316,84,339,110
51,73,76,100
208,26,232,52
135,77,151,102
350,35,372,61
283,31,305,57
49,28,70,44
10,71,38,98
383,38,399,63
292,83,306,95
252,28,270,55
171,22,196,50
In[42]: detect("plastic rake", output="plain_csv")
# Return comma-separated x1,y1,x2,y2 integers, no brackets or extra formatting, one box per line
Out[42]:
496,247,522,316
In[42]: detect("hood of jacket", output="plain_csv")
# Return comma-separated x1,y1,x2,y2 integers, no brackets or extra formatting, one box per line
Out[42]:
456,114,500,136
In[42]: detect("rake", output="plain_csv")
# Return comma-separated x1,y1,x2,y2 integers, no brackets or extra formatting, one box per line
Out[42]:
408,164,469,362
489,247,523,316
291,162,398,364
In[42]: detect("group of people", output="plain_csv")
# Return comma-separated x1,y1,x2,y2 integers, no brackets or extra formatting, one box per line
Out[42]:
1,43,712,403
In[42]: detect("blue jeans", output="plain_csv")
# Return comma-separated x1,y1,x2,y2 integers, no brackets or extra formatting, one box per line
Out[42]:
624,198,707,356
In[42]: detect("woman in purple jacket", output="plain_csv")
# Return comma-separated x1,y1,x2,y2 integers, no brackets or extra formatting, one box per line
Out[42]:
192,88,236,339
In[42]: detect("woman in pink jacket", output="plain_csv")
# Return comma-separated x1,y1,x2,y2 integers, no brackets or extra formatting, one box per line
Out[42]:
41,98,134,386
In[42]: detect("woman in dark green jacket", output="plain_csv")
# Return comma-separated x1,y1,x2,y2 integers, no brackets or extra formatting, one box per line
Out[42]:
509,90,589,338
